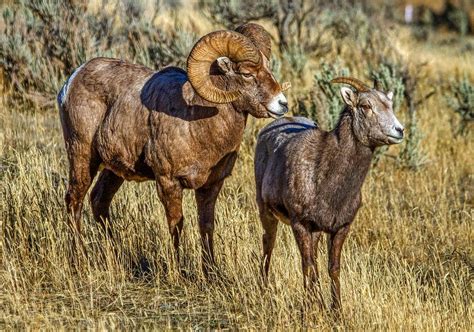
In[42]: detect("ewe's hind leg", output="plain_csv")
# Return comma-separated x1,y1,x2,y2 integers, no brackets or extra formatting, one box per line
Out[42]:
90,169,124,238
259,206,279,282
292,221,318,290
156,177,184,263
311,231,325,309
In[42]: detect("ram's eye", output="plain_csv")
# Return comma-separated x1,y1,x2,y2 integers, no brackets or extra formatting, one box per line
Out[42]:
241,72,253,78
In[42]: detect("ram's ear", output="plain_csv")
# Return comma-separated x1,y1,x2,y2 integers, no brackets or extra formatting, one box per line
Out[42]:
216,56,235,75
340,87,357,108
182,81,217,107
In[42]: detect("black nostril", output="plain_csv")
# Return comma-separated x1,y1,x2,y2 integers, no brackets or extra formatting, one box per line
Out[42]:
279,100,288,107
396,127,404,135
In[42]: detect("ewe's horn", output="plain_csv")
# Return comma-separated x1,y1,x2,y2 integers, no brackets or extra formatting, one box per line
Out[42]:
187,30,261,104
330,77,371,92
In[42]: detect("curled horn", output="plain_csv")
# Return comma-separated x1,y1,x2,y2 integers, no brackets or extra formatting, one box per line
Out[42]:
330,77,371,92
235,23,272,59
236,23,291,93
187,30,261,104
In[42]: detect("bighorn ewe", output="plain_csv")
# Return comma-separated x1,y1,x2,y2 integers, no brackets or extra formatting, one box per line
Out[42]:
254,77,404,312
58,24,289,273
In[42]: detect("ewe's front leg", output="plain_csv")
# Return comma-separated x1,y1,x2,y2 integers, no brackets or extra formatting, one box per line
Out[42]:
293,221,327,316
156,177,184,263
327,225,350,314
195,179,224,277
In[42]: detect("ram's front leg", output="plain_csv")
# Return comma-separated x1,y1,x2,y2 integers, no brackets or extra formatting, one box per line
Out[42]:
156,176,184,265
195,179,225,277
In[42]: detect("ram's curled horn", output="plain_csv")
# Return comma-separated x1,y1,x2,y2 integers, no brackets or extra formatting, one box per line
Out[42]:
235,23,272,59
187,30,261,104
373,78,383,91
330,77,371,92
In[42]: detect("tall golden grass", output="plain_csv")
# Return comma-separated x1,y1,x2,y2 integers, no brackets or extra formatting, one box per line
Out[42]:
1,1,473,329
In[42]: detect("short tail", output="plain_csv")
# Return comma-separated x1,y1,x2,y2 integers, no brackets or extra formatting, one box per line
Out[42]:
57,83,66,108
56,63,85,108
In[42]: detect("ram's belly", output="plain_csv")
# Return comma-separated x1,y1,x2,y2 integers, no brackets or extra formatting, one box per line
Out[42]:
99,159,154,182
175,164,210,189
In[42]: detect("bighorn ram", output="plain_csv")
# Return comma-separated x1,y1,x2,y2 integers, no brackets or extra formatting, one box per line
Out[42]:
254,77,404,312
58,24,289,273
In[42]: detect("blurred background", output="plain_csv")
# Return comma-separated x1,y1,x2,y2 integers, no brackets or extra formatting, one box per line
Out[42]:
0,0,472,329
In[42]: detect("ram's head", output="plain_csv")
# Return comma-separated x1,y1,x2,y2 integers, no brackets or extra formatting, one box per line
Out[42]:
184,23,290,119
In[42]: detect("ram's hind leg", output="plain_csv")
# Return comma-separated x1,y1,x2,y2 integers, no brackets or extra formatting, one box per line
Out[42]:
64,143,101,256
60,96,105,258
90,169,124,239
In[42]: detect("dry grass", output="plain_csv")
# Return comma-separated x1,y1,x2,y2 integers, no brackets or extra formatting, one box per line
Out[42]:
1,2,473,330
1,95,472,329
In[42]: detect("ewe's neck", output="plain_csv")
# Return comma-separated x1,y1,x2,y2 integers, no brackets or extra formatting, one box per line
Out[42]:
330,108,374,182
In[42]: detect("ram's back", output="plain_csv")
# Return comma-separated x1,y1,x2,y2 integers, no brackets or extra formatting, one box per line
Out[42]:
57,57,191,182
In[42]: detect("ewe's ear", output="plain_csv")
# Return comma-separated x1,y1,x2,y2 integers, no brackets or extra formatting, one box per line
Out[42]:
216,57,234,75
182,81,216,107
340,87,357,108
387,91,394,100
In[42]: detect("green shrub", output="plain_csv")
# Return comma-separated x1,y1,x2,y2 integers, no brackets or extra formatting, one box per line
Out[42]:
447,77,474,136
397,66,429,170
398,106,427,170
370,63,405,112
446,4,469,36
269,54,282,82
198,0,276,27
369,62,406,166
297,63,349,131
0,0,194,109
282,44,307,79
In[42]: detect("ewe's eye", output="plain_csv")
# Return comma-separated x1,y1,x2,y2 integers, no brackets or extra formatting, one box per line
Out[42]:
361,104,371,112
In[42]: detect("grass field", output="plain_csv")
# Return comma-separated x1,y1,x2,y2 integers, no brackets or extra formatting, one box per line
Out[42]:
1,1,473,329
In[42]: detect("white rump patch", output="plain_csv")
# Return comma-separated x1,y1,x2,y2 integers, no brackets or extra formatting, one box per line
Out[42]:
57,63,85,107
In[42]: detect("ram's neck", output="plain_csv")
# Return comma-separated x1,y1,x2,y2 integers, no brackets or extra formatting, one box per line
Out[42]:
186,83,248,158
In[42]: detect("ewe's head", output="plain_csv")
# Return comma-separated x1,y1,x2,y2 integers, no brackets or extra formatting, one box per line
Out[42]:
332,77,405,147
184,24,289,119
